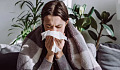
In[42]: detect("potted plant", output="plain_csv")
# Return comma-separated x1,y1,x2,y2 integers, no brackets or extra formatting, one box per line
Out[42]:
68,4,116,49
88,9,116,49
8,0,44,44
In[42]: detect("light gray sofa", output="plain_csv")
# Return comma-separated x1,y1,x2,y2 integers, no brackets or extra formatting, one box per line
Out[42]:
0,43,120,70
97,43,120,70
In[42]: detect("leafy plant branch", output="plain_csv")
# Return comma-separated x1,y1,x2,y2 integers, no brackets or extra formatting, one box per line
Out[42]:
69,4,96,32
88,9,116,49
8,0,44,44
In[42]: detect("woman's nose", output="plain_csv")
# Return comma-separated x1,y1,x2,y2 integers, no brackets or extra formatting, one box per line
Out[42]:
50,27,57,31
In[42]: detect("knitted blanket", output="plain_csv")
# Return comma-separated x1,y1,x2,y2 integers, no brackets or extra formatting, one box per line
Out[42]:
17,22,102,70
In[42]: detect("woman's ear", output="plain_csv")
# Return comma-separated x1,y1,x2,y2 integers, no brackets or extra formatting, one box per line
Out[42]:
66,19,69,25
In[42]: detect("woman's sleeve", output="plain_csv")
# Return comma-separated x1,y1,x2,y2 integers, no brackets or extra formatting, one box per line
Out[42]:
55,54,72,70
38,58,53,70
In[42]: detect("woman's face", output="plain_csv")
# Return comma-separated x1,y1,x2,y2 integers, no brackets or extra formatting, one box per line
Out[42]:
43,15,68,34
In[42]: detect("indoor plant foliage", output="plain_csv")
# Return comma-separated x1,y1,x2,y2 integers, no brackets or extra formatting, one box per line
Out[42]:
69,4,97,32
88,9,116,49
8,0,44,44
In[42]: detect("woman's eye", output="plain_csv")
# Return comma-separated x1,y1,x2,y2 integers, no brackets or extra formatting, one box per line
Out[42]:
56,26,61,28
46,26,51,28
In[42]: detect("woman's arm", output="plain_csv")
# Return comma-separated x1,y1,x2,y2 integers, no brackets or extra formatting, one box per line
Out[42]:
17,53,53,70
55,51,72,70
38,56,53,70
38,36,54,70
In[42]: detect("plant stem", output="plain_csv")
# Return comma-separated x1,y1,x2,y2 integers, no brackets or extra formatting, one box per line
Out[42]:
96,24,103,49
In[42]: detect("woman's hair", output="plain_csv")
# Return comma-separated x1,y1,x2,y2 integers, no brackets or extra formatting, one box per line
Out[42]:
41,1,69,24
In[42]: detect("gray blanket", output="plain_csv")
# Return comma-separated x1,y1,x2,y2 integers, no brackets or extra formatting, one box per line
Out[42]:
17,22,102,70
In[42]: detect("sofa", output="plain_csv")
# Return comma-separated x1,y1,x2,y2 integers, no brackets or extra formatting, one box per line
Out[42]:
0,43,120,70
97,43,120,70
0,44,21,70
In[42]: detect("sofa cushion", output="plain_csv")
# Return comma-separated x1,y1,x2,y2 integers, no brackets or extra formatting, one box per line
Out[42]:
0,52,19,70
0,44,21,54
97,43,120,70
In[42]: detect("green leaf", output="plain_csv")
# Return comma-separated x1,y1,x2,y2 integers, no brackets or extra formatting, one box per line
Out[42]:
82,24,90,30
80,28,85,32
12,24,23,29
10,36,21,45
12,18,15,22
82,4,86,9
15,1,22,6
69,14,76,19
102,24,114,36
102,35,117,41
36,0,38,6
107,13,116,23
8,33,13,36
82,17,91,27
26,4,33,12
101,11,110,21
88,30,98,40
20,1,26,9
25,1,34,8
73,4,77,11
8,28,14,31
75,18,84,27
76,5,80,14
17,11,25,18
94,9,102,20
18,23,24,27
87,7,94,17
37,2,44,12
37,1,43,6
107,25,114,32
83,14,88,17
90,16,97,30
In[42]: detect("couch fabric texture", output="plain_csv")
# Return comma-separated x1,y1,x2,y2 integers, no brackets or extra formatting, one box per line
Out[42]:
97,43,120,70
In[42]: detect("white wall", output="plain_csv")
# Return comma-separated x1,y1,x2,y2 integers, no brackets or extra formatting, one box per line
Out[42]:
0,0,24,44
0,0,120,44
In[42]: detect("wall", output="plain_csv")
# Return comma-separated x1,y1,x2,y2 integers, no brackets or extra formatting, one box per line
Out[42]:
0,0,120,44
0,0,24,44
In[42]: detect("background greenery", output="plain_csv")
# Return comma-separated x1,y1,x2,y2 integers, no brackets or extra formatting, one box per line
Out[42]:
8,0,44,44
69,4,116,49
8,0,116,49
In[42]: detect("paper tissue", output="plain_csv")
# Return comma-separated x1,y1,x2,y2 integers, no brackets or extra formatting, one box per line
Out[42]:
41,30,67,53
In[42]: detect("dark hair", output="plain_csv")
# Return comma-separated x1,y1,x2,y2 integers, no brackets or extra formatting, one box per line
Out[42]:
41,1,69,24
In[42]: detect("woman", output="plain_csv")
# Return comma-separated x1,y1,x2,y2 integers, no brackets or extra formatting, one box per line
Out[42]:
17,1,102,70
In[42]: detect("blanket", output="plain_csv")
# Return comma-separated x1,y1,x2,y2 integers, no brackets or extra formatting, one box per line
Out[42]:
17,21,102,70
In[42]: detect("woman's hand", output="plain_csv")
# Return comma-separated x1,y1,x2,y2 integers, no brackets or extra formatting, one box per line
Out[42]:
55,33,65,59
45,36,54,63
45,33,66,61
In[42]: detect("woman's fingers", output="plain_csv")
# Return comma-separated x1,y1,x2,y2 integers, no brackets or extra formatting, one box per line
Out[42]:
45,35,65,51
45,36,53,49
55,38,65,50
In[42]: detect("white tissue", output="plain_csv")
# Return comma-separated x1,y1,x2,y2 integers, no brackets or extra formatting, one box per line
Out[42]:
41,30,67,53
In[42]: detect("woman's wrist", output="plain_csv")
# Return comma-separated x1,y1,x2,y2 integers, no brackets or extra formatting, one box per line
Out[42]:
46,52,54,63
55,51,63,59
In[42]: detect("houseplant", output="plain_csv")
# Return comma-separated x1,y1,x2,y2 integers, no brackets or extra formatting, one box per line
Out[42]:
68,4,97,32
88,9,116,49
68,4,116,49
8,0,44,44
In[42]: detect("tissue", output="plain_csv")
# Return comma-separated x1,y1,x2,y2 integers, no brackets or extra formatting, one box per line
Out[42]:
41,30,67,53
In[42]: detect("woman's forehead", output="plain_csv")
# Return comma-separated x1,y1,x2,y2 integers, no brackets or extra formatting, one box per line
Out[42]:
44,15,61,21
44,15,65,25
